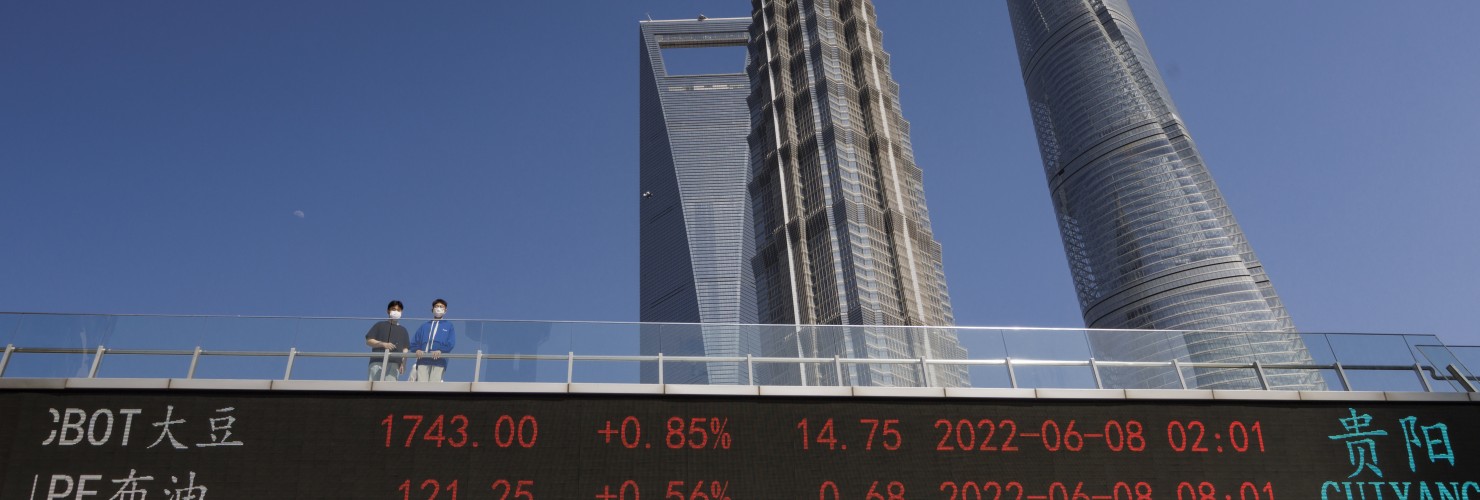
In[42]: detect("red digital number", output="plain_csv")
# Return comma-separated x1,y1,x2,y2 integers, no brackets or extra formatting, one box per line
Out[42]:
864,480,905,500
942,481,1026,500
1112,481,1153,500
1168,420,1209,453
1238,481,1274,500
1176,482,1218,500
860,419,902,450
663,417,719,450
447,415,469,448
404,415,424,447
1228,421,1266,453
491,479,533,500
424,415,447,447
935,419,1018,451
1104,420,1149,452
1046,482,1090,500
797,418,839,450
493,415,538,448
1039,420,1085,452
383,414,473,449
399,479,458,500
688,417,709,449
820,481,840,500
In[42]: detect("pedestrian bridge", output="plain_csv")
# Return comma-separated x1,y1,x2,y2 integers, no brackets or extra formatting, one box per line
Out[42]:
3,313,1479,498
0,312,1475,398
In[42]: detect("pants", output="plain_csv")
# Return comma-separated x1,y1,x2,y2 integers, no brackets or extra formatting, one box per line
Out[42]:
369,361,402,381
414,363,445,382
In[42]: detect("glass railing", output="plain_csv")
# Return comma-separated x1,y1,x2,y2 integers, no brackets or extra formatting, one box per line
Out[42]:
0,312,1474,392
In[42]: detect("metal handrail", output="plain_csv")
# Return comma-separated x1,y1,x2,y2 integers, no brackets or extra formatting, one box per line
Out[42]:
1,344,1473,392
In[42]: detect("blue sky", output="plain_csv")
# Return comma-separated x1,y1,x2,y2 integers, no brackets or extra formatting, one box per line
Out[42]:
2,1,1477,347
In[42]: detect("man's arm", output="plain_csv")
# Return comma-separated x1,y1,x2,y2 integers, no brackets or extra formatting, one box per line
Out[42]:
431,324,455,359
392,328,411,353
410,324,427,354
365,323,389,348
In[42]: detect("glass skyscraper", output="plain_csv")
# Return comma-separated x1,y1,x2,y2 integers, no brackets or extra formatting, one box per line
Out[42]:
1006,0,1323,389
638,18,758,385
746,0,968,387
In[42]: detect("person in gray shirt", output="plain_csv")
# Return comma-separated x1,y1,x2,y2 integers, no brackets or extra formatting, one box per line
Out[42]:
365,300,410,381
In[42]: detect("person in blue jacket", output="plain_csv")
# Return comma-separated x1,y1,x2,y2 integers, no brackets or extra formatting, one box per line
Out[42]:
410,298,455,382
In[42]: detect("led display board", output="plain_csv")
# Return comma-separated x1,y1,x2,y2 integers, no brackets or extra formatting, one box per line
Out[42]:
1,390,1476,499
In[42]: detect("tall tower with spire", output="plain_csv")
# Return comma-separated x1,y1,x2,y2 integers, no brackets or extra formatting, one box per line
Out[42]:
1005,0,1323,389
746,0,968,387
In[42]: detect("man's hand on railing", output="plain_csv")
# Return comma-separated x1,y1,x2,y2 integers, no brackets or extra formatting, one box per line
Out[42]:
432,350,442,360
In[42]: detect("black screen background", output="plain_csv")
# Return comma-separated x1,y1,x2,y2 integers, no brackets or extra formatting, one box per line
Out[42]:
1,390,1475,499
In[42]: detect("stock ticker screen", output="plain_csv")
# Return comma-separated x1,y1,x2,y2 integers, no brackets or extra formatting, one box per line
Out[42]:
1,389,1477,500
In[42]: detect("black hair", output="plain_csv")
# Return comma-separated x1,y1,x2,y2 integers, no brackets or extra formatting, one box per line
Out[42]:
432,298,448,308
387,300,404,311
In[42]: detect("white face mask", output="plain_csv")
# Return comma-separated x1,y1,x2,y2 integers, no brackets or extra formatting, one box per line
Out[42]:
433,307,446,318
389,310,402,320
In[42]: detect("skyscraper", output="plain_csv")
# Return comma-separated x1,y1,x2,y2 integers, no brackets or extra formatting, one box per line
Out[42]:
746,0,968,387
638,18,758,384
1005,0,1323,389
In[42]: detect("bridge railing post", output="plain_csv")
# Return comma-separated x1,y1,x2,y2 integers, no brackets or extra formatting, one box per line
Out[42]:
1448,364,1478,393
283,348,297,381
1415,363,1433,392
472,350,483,383
833,356,844,386
188,346,203,379
0,344,14,378
380,350,392,382
1253,361,1270,390
88,345,106,378
1334,362,1352,391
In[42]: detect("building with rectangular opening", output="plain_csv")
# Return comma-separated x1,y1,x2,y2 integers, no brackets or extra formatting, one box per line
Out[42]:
638,18,758,385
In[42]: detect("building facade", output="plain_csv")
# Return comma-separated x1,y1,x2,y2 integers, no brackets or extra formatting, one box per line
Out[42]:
638,18,759,384
1005,0,1323,389
746,0,968,387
